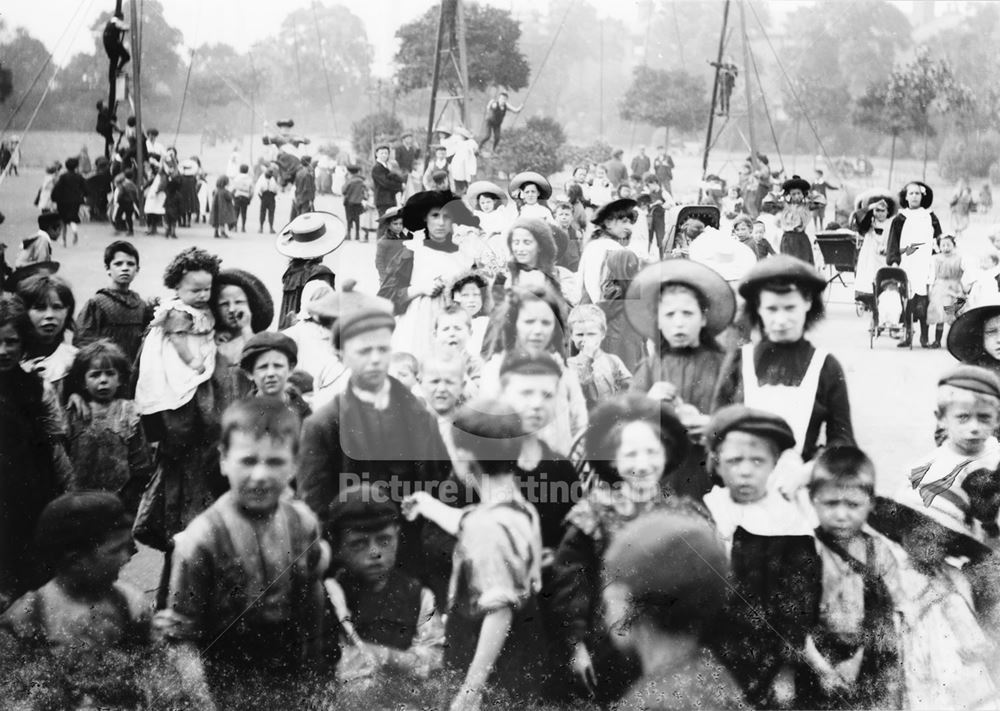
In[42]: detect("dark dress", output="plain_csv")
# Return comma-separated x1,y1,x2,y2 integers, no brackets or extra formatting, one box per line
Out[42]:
279,259,336,328
713,339,855,461
619,647,747,710
51,171,87,224
780,229,814,264
74,288,154,366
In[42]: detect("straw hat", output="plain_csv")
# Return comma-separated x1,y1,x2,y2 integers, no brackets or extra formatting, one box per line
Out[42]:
625,259,736,339
467,180,508,206
948,304,1000,364
402,190,479,232
508,171,552,201
687,227,757,283
275,211,346,259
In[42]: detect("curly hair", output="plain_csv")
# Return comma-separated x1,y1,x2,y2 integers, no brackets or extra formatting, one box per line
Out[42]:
66,339,131,400
162,247,221,290
498,286,567,359
449,270,492,318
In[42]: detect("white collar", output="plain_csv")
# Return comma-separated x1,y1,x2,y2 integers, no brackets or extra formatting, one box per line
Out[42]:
350,378,391,410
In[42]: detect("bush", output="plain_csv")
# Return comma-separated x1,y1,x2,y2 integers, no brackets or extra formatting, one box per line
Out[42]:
351,112,403,161
560,140,614,170
498,116,567,176
938,132,1000,182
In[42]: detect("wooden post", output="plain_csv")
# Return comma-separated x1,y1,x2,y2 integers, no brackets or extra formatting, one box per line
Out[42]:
740,0,758,173
455,0,469,126
425,1,447,162
701,0,730,183
130,0,144,183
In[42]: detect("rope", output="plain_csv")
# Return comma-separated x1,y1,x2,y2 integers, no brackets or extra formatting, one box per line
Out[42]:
746,32,783,171
508,1,573,131
173,49,196,145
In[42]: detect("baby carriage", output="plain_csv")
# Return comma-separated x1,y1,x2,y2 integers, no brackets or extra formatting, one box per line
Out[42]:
870,266,910,349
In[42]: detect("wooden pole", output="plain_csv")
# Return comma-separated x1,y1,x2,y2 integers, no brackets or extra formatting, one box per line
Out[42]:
740,0,758,173
701,0,729,182
455,0,469,126
425,1,447,162
130,0,144,183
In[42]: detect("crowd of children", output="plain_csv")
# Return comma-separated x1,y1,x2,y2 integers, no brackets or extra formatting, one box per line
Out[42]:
4,155,1000,711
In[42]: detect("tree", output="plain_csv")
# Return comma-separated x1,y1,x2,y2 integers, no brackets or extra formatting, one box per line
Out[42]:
500,116,565,176
351,112,403,163
619,66,706,146
0,24,56,129
0,65,12,104
852,80,915,186
394,4,529,95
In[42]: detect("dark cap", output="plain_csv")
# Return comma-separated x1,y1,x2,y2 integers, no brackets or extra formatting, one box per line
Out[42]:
499,349,562,378
327,483,400,536
737,254,827,300
332,281,396,348
239,331,298,372
938,364,1000,400
705,404,796,453
451,398,525,463
34,491,131,558
603,509,729,630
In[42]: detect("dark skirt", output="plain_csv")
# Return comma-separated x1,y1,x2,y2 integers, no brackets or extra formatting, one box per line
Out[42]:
780,230,814,265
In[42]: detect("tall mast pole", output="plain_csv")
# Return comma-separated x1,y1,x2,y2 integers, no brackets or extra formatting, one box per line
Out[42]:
130,0,143,176
701,0,729,182
740,0,758,173
425,1,447,163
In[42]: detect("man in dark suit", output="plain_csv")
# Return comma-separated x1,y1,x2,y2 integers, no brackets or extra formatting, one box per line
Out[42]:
371,144,406,217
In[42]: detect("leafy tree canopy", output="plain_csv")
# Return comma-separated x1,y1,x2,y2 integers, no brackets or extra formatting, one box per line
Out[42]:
619,66,706,134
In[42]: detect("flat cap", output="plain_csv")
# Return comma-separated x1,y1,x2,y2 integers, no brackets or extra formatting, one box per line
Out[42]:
705,404,796,453
938,364,1000,400
239,331,298,372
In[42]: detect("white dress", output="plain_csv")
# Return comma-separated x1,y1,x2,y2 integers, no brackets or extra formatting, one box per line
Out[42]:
134,300,216,415
854,218,891,295
895,209,936,297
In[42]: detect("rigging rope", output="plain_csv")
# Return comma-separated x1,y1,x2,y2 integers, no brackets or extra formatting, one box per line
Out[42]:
746,33,783,171
507,1,573,131
173,49,196,145
311,3,338,134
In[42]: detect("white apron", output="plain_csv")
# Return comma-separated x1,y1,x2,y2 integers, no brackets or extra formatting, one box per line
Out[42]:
741,343,827,456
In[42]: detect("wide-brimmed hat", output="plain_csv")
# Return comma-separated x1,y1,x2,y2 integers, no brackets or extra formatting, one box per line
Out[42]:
868,493,990,561
781,175,811,194
688,227,757,283
592,198,638,226
738,254,827,300
276,211,346,259
625,259,736,339
948,304,1000,364
276,119,295,129
452,126,474,139
467,180,508,206
402,190,480,232
855,188,899,216
508,171,552,201
214,268,275,333
179,159,199,176
898,180,934,209
8,261,60,291
378,206,404,224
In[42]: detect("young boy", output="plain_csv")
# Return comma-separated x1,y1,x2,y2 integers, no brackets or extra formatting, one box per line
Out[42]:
239,331,311,420
566,304,631,409
388,351,421,392
403,399,546,708
803,446,902,709
553,201,581,271
421,354,466,452
325,482,443,681
74,240,154,364
15,212,61,268
905,365,1000,531
602,509,745,710
343,164,367,241
155,398,328,706
433,303,483,398
702,404,820,708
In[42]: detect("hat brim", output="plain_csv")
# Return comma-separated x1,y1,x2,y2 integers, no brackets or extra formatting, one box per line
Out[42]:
738,254,827,299
508,172,552,201
214,269,275,333
625,259,736,339
467,180,508,206
855,189,899,216
948,305,1000,363
402,190,479,232
9,261,60,288
592,198,638,226
782,178,812,194
378,207,403,224
673,204,721,231
275,211,346,259
868,495,990,560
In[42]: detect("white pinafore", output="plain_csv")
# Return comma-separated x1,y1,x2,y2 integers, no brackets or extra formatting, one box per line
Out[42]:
741,342,827,456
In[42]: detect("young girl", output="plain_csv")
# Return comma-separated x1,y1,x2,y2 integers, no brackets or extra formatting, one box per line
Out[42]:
374,206,410,287
134,247,222,541
143,163,166,236
626,260,736,497
210,174,236,239
508,171,553,221
493,217,563,301
0,293,70,606
16,273,78,401
596,249,644,372
927,234,964,349
550,394,691,704
65,340,154,512
468,180,514,267
449,271,492,358
948,304,1000,380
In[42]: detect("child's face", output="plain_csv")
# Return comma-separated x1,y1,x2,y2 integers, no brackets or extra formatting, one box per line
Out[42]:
715,431,778,504
70,529,134,590
571,319,604,355
478,195,497,213
615,420,666,494
938,394,999,456
758,288,811,343
107,251,138,288
728,187,740,198
435,313,472,350
985,315,1000,361
455,283,483,317
618,185,632,199
176,269,213,309
555,207,573,228
733,222,751,239
573,168,587,182
342,328,393,392
515,300,556,355
220,431,296,516
0,323,24,372
811,483,872,541
940,238,955,254
510,228,540,267
388,218,404,234
422,362,464,416
28,290,68,342
85,361,121,403
521,184,540,204
337,524,399,586
251,350,291,398
905,184,923,209
501,372,559,434
751,223,766,241
217,285,250,332
388,361,418,389
375,148,389,162
658,288,706,349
